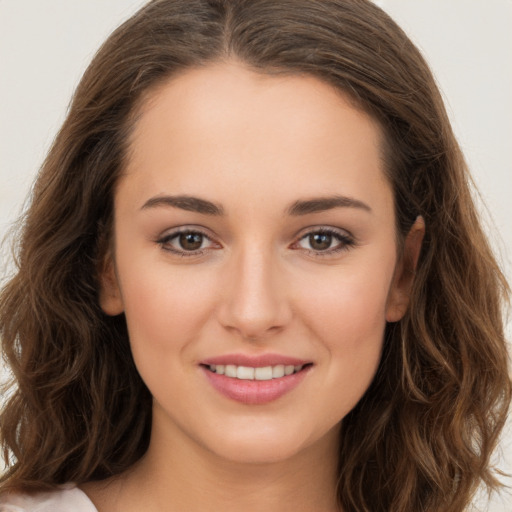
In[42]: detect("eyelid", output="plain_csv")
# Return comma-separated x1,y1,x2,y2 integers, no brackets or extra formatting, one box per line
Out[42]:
292,226,356,256
156,226,220,256
295,224,353,239
155,224,356,258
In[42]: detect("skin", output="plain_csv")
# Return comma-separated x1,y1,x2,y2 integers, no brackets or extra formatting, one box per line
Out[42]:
85,61,424,512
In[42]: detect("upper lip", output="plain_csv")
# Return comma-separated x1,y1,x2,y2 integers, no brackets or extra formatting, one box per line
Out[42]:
201,353,311,368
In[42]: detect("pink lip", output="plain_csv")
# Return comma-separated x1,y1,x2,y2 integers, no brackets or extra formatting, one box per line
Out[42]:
200,354,313,405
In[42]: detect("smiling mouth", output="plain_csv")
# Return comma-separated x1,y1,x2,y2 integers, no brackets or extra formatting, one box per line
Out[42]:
201,361,313,404
203,363,312,381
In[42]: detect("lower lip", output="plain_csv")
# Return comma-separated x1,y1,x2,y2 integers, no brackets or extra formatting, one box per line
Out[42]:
202,366,311,405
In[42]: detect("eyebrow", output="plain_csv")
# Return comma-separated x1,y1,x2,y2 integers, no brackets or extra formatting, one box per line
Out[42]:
141,195,224,215
141,193,371,216
286,195,372,216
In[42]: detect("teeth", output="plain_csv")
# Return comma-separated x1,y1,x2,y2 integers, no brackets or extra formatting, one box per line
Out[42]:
208,363,305,380
255,366,273,380
272,365,285,378
237,366,255,380
225,365,237,378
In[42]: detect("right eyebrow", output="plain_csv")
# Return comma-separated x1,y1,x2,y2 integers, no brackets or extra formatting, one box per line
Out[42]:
141,195,225,216
286,195,372,216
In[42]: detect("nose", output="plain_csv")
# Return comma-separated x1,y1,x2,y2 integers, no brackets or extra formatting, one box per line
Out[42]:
217,245,293,341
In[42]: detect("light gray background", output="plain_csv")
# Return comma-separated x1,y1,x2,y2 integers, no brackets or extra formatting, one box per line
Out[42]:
0,1,511,509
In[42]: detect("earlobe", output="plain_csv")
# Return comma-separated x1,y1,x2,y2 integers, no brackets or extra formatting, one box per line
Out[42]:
98,253,124,316
385,216,425,323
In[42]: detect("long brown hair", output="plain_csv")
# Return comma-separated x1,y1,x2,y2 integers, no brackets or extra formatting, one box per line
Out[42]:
1,1,510,510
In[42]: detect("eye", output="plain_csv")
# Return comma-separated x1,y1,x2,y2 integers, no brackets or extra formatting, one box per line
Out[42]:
157,228,218,256
295,228,355,255
176,232,205,251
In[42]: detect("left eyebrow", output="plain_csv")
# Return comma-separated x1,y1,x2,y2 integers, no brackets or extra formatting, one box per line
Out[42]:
141,195,225,216
286,195,372,216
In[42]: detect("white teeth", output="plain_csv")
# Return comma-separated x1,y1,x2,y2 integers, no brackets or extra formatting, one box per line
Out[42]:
237,366,255,380
254,366,273,381
208,363,305,380
272,365,285,378
225,365,237,378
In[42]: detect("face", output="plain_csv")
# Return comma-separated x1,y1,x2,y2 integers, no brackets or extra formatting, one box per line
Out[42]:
101,61,423,466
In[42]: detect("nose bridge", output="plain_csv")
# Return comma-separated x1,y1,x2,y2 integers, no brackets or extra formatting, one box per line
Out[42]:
218,241,291,340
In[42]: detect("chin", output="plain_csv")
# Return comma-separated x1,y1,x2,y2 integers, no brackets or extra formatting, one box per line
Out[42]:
210,437,305,465
200,420,336,466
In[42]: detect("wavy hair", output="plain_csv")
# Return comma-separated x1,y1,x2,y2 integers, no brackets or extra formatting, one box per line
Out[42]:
1,1,510,510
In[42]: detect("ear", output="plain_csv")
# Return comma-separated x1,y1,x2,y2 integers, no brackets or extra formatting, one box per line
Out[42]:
98,252,124,316
385,216,425,323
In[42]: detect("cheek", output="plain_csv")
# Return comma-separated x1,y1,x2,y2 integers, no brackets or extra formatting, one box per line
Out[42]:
116,257,219,353
311,283,387,380
116,261,222,406
299,261,394,343
301,290,387,425
296,257,395,403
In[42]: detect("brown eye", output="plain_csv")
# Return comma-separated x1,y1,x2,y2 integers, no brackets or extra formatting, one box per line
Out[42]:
158,229,215,255
179,232,204,251
296,228,354,256
308,233,332,251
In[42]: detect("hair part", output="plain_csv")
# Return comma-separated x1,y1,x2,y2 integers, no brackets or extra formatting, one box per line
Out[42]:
1,1,510,510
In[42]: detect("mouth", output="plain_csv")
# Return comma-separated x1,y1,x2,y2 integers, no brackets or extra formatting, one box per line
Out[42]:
200,357,313,405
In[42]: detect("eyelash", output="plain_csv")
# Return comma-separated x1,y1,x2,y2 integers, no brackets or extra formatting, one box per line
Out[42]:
294,228,355,257
156,227,217,257
156,227,355,258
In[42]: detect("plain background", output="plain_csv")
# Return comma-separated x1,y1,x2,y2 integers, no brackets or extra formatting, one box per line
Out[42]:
0,1,510,510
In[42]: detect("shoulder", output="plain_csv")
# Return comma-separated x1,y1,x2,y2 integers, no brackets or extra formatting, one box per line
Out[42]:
0,484,97,512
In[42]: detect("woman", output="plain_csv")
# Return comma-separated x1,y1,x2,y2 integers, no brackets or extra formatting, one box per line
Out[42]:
0,1,510,511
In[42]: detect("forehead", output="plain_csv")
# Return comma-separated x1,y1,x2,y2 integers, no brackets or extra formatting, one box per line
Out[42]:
121,61,392,216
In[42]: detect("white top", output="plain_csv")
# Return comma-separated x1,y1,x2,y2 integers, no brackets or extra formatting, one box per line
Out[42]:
0,484,97,512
